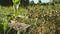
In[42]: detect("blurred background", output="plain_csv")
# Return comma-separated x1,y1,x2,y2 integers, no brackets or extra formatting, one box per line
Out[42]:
0,0,60,34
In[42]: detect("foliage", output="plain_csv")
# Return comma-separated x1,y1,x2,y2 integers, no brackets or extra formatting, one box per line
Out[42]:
0,1,60,34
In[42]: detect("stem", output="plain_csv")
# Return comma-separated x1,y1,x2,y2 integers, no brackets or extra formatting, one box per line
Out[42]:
17,30,20,34
4,31,5,34
13,5,18,18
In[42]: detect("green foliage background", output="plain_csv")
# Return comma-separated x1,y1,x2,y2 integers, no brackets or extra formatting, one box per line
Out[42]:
0,0,60,34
